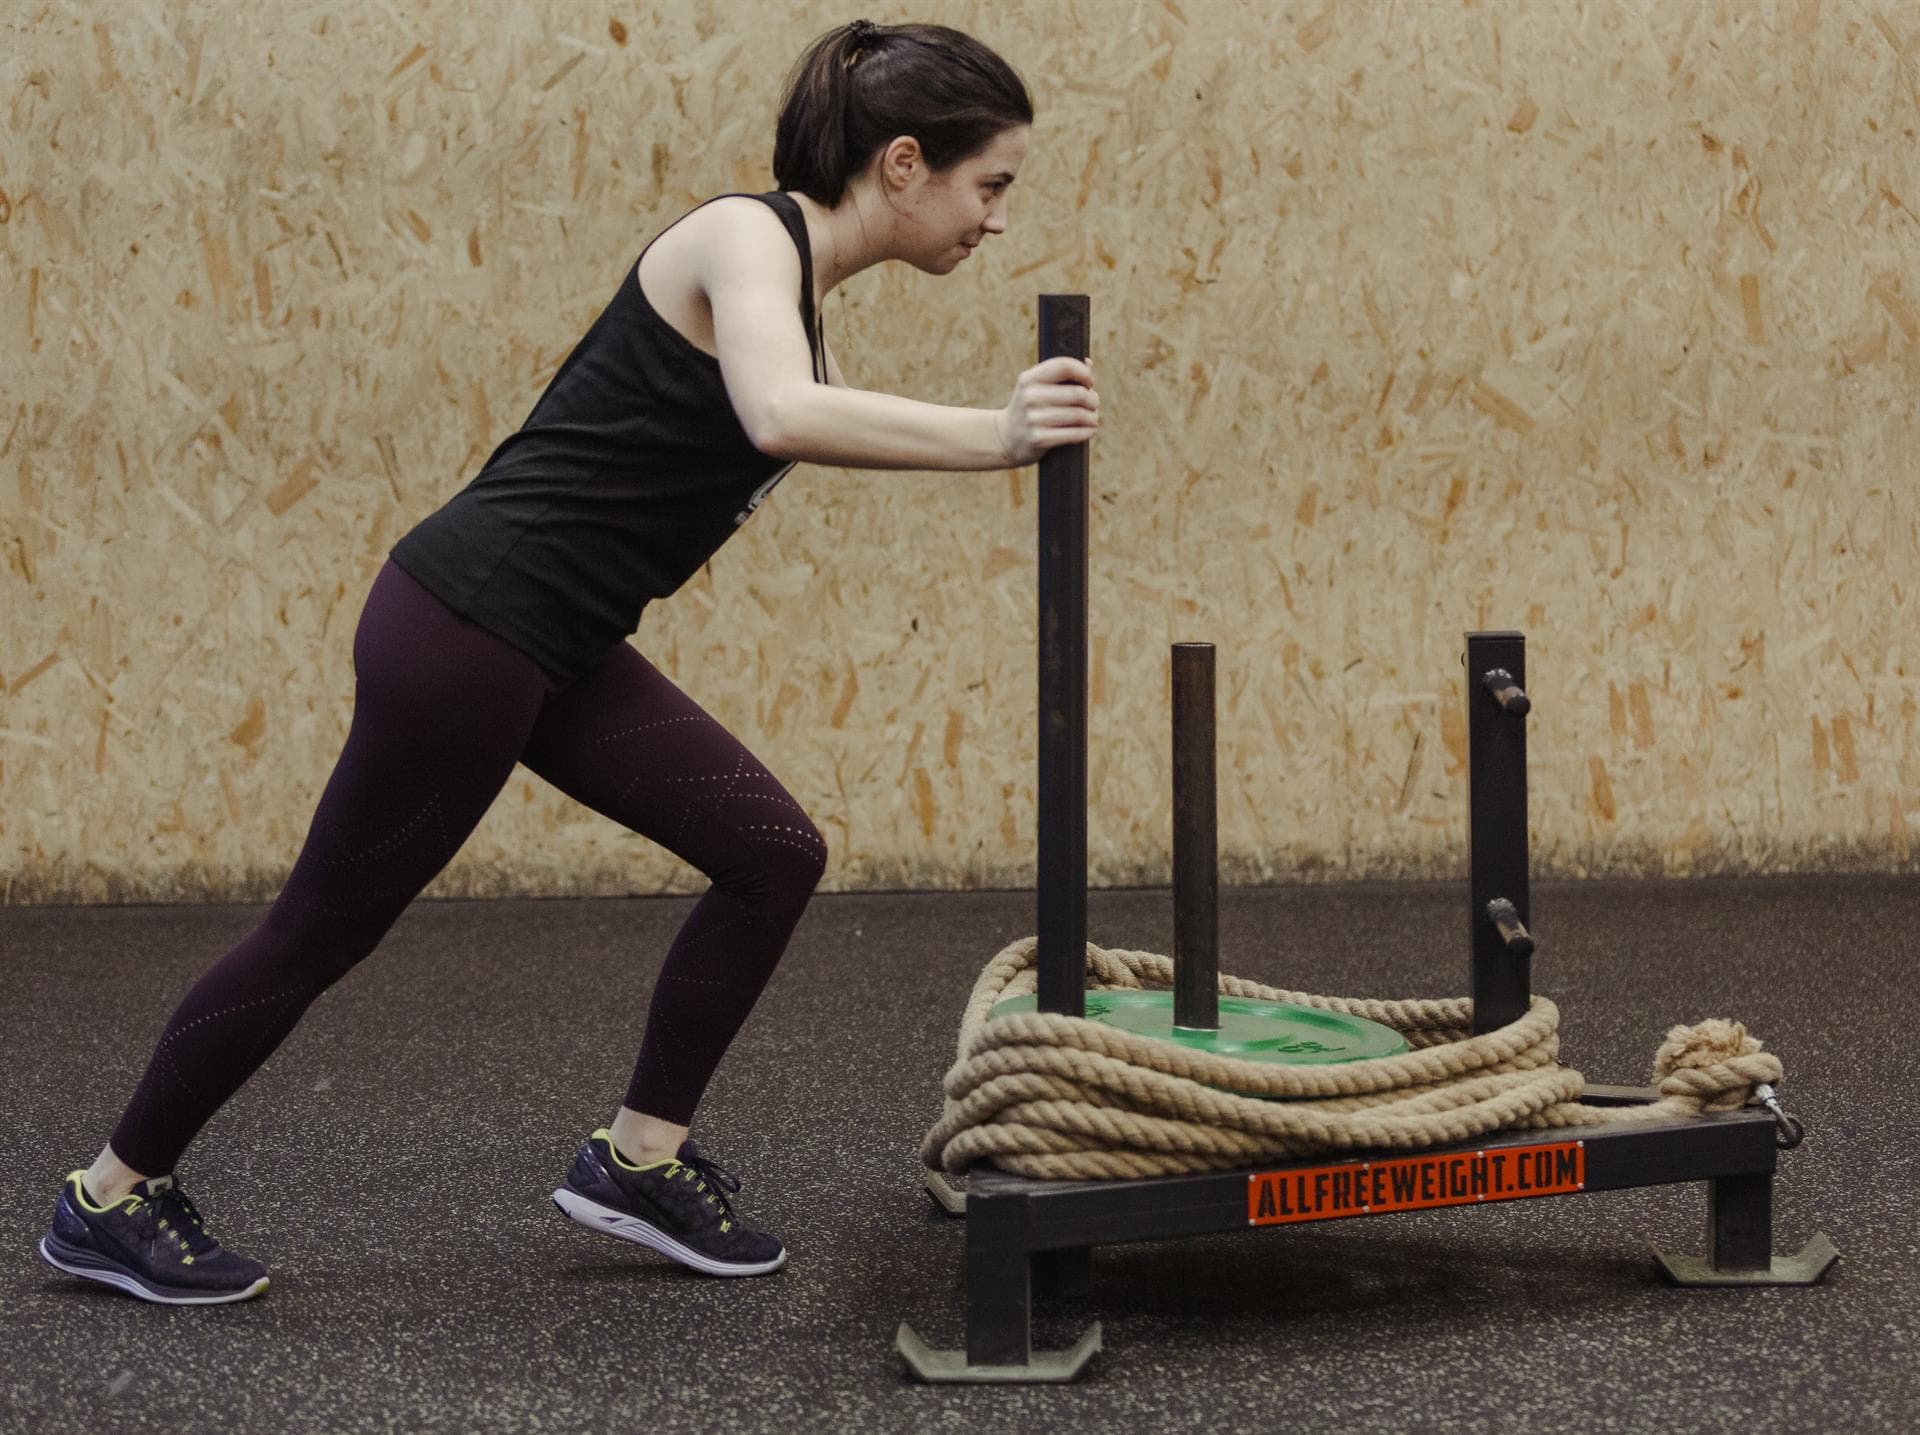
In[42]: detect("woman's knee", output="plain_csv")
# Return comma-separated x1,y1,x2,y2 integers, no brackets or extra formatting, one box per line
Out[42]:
258,887,400,980
757,813,830,893
716,814,829,904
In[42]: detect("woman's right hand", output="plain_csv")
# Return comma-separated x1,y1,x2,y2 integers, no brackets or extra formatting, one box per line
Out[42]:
996,357,1100,466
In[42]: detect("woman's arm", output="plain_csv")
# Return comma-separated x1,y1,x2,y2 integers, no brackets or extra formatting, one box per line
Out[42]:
703,201,1096,471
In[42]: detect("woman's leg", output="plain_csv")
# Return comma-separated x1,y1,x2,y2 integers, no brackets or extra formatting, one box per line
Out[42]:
100,564,554,1184
519,643,827,1152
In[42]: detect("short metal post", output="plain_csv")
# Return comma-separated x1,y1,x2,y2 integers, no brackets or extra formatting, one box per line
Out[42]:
964,1187,1034,1368
1172,643,1219,1031
1465,632,1531,1034
1650,1165,1840,1287
1707,1172,1776,1274
1036,294,1091,1020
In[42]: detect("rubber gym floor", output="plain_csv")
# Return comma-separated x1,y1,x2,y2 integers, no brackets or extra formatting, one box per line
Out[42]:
4,875,1913,1434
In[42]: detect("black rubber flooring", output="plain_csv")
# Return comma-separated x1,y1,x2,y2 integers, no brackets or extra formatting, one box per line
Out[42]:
4,876,1914,1433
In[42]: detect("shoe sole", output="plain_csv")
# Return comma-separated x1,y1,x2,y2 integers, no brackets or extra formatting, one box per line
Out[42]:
38,1236,269,1306
550,1188,786,1277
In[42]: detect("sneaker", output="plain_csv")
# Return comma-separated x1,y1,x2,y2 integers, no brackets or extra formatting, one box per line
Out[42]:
39,1171,269,1305
552,1130,786,1277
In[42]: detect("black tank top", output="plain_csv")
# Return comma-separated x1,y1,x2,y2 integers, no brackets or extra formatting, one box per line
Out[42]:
389,192,824,684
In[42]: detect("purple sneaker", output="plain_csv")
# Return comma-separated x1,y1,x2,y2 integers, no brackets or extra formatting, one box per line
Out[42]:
39,1171,268,1305
552,1131,786,1277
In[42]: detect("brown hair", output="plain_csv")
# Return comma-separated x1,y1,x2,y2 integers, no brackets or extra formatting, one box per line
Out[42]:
773,21,1034,206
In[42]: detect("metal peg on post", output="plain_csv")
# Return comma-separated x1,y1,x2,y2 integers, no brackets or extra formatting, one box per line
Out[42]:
1482,668,1531,716
1172,643,1219,1032
1465,631,1532,1034
1484,897,1535,958
1036,295,1091,1019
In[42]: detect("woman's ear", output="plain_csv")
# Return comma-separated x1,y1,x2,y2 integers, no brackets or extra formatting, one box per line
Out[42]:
878,135,925,192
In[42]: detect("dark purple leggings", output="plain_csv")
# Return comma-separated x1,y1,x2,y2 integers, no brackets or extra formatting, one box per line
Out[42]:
109,562,826,1177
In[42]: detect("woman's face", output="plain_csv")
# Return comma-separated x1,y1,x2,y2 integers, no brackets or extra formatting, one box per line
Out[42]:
890,125,1031,274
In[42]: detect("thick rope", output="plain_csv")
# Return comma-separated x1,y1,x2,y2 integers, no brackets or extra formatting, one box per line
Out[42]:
920,938,1783,1181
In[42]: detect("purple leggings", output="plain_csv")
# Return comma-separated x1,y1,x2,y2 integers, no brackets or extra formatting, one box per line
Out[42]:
110,562,826,1177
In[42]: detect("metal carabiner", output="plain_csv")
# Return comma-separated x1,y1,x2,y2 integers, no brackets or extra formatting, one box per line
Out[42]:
1752,1083,1805,1150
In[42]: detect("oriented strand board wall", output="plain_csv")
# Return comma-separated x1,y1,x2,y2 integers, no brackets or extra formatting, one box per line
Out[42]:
2,0,1916,903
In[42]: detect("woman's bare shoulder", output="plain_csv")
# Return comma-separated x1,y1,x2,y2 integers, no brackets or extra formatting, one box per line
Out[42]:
638,197,800,353
643,196,795,287
662,195,791,255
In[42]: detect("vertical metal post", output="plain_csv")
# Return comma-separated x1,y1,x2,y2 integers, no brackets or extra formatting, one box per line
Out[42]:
1707,1172,1777,1274
1172,643,1219,1031
963,1187,1034,1367
1036,295,1091,1019
1465,631,1531,1034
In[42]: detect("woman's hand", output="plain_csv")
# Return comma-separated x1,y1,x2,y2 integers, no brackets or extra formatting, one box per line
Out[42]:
996,357,1100,466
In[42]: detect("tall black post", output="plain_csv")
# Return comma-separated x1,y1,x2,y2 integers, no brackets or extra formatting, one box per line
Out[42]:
1036,295,1091,1019
1171,643,1219,1031
1465,631,1531,1034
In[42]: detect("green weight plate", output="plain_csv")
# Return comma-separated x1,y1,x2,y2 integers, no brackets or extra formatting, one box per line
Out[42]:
989,990,1408,1067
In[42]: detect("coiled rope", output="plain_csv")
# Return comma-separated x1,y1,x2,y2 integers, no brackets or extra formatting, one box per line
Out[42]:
920,938,1784,1181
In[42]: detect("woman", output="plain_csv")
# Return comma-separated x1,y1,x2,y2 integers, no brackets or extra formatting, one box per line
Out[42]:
38,18,1098,1304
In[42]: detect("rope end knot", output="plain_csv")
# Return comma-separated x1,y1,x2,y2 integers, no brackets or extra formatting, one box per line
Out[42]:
1652,1019,1782,1112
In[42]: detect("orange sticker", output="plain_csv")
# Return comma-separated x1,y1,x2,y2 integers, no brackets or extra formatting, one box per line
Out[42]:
1248,1141,1585,1227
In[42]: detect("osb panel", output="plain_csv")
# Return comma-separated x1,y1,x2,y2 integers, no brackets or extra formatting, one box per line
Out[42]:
3,0,1917,904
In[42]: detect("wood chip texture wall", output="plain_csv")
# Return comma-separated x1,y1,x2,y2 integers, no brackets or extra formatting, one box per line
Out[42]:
3,0,1916,903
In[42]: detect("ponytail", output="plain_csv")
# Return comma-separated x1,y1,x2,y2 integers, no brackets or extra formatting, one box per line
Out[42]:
773,21,1033,206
